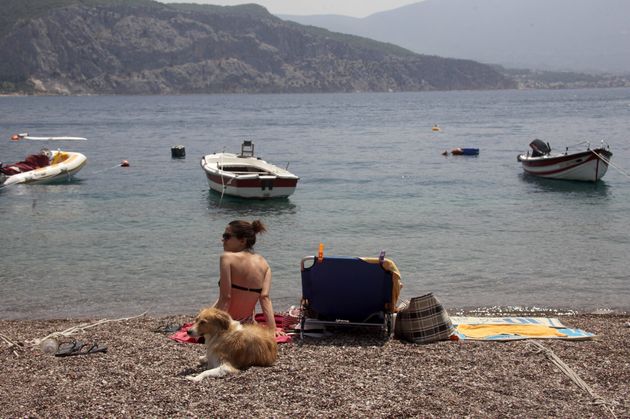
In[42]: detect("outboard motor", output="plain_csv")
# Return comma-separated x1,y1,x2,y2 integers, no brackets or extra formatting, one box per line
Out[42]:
529,139,551,157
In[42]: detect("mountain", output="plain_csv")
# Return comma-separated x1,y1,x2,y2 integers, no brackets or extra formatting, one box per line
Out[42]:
0,0,515,95
281,0,630,74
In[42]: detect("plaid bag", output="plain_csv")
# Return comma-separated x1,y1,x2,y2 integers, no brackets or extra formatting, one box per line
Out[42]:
394,293,454,343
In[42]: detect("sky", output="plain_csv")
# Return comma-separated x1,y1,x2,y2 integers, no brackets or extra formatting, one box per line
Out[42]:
162,0,423,18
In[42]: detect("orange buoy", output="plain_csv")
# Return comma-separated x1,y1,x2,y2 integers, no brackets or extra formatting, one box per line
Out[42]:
120,160,130,167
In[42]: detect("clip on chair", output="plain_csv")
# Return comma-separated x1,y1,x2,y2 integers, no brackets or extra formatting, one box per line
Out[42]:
299,246,401,339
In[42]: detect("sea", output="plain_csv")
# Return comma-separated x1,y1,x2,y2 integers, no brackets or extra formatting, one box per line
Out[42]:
1,88,629,320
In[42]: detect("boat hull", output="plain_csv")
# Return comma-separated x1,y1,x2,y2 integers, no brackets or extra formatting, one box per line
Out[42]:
1,151,87,187
200,153,298,199
517,148,612,182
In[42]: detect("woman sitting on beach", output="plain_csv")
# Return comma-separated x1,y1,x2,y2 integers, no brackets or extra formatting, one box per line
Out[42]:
213,219,282,336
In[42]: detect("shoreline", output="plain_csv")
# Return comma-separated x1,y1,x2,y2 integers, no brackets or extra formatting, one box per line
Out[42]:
1,304,627,322
2,86,630,98
1,312,628,417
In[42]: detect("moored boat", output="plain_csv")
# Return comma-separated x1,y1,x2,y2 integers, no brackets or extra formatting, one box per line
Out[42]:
11,132,87,142
447,147,479,156
200,141,299,199
517,139,612,182
1,149,87,188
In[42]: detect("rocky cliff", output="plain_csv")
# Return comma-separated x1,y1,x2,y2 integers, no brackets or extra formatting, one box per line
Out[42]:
0,0,516,95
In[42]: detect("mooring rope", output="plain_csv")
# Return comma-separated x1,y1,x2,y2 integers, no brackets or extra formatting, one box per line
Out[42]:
88,163,126,175
218,176,235,207
591,149,630,180
215,148,239,207
527,341,617,418
218,151,226,207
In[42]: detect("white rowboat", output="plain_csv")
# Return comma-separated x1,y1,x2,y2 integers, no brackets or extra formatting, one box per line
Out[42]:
200,141,299,199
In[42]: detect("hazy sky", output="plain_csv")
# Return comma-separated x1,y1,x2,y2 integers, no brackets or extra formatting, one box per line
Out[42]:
162,0,423,17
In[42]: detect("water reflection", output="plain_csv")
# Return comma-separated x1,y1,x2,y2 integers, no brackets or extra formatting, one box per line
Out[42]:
203,190,297,216
0,182,85,212
0,178,83,193
519,173,610,196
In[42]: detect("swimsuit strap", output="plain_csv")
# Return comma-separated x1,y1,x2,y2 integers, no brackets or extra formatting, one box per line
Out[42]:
231,283,263,294
218,280,262,293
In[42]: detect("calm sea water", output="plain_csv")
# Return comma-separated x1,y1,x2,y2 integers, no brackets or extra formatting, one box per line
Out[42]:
1,89,629,319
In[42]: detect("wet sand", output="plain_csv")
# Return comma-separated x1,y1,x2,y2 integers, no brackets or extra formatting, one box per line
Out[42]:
1,312,628,418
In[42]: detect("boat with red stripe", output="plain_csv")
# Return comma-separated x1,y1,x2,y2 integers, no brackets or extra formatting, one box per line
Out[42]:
200,141,299,199
517,139,612,182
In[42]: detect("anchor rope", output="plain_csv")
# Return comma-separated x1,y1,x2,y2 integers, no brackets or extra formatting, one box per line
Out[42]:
591,149,630,180
88,164,125,175
219,152,225,206
216,147,242,206
526,341,617,419
218,148,230,207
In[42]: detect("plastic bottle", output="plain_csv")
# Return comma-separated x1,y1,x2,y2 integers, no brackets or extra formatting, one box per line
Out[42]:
40,338,59,354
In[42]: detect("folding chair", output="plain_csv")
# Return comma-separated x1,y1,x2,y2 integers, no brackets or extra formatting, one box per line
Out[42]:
299,247,401,339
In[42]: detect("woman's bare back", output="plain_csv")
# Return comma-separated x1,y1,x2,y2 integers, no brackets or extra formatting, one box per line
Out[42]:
218,251,270,321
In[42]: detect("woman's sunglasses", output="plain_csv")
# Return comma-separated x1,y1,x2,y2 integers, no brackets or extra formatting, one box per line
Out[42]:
222,233,232,240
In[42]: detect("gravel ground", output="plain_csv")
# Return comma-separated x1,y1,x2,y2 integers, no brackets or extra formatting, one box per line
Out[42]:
1,312,628,418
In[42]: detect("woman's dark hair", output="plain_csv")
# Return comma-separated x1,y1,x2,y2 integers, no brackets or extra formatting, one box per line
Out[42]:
228,219,267,249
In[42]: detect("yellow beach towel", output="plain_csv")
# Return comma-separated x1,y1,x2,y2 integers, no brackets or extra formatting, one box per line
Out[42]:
456,324,567,339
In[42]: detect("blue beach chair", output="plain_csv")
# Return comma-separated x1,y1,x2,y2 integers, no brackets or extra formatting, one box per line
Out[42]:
299,248,402,339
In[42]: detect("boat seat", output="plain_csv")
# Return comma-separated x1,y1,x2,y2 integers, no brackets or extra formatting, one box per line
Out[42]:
240,141,255,157
221,170,271,175
0,154,50,175
52,153,69,164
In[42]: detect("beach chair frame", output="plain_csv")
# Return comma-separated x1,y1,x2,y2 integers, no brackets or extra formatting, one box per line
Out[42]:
299,255,395,339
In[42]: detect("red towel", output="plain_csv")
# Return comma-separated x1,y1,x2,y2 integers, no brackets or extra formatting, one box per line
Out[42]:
169,313,291,344
169,322,198,344
255,313,292,344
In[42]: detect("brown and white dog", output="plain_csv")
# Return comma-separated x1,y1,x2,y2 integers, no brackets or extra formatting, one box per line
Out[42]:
185,307,277,381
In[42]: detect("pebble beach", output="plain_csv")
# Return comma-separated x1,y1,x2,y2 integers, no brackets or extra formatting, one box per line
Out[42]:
1,312,628,418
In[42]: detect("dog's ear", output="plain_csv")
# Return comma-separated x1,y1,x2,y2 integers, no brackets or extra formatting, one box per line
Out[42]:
197,307,214,324
193,313,205,325
214,309,232,330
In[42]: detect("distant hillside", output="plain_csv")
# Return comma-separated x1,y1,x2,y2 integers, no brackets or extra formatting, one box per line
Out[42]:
282,0,630,74
0,0,515,95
